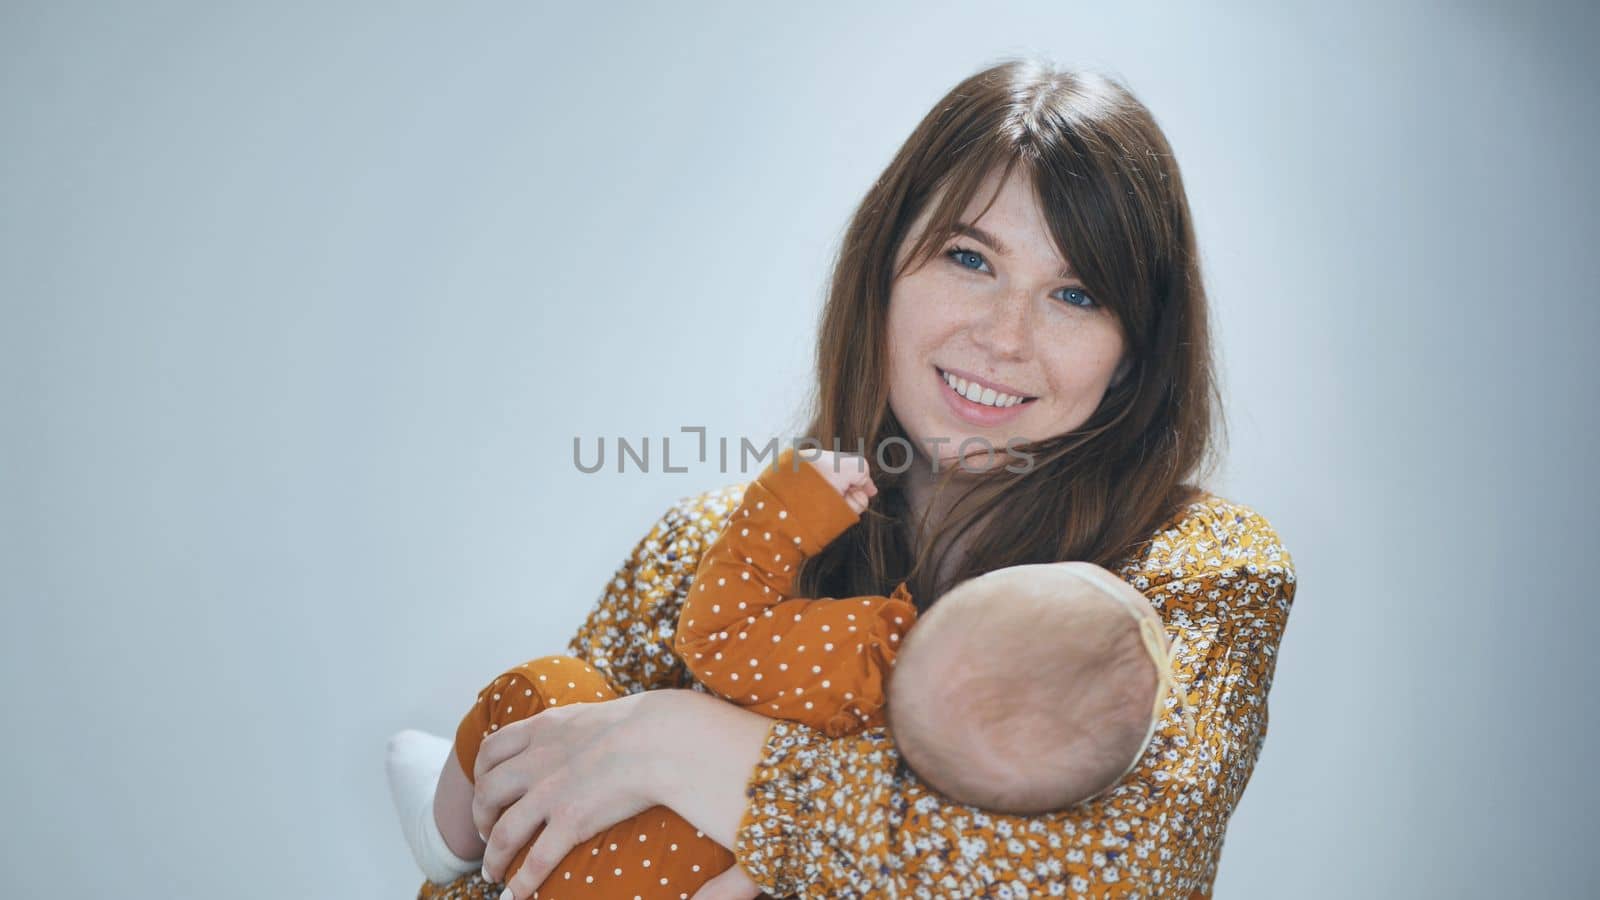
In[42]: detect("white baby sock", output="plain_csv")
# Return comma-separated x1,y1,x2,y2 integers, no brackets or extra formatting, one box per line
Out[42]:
385,729,483,885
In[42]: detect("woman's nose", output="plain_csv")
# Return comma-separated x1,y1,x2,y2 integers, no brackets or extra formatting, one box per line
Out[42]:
968,289,1031,360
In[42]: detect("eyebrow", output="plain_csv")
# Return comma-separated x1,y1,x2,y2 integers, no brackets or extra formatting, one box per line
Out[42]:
951,222,1078,280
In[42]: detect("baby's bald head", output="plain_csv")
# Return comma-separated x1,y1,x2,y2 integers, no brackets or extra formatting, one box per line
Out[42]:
886,562,1168,815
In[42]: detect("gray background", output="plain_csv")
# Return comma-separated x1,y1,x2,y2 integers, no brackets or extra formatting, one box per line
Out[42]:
3,1,1595,896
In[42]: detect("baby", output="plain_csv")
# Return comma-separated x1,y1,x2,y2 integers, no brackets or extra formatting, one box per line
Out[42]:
388,445,1182,897
888,555,1187,815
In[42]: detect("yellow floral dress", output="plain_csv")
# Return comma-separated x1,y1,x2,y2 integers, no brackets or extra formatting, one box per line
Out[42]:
418,479,1297,899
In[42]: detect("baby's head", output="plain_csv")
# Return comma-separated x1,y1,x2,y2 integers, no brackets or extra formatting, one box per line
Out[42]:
886,562,1172,815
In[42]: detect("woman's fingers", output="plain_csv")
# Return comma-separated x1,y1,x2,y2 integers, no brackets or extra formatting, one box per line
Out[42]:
689,864,764,900
473,716,535,780
472,721,553,852
470,761,529,849
480,789,550,886
500,802,587,899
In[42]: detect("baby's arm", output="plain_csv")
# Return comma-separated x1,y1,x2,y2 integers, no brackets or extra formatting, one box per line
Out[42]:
673,446,917,734
682,446,859,616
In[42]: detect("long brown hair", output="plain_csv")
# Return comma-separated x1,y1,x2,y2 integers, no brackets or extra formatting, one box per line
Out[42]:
792,58,1226,611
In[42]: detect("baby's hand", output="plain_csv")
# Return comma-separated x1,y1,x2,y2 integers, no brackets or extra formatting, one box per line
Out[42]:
797,448,877,515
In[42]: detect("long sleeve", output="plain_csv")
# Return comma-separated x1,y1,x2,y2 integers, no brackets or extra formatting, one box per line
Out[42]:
731,495,1298,898
674,447,918,736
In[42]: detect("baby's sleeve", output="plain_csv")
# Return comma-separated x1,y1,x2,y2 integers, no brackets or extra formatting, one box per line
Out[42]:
674,447,918,736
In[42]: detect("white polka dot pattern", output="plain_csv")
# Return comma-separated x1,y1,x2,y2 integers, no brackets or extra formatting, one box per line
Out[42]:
674,447,916,737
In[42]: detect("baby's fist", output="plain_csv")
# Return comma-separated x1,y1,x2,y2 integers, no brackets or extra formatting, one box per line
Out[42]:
798,448,877,515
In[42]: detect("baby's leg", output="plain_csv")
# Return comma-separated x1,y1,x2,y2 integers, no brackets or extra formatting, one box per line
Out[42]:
385,727,481,885
450,655,621,884
445,657,745,896
415,655,747,896
432,744,484,860
390,657,627,886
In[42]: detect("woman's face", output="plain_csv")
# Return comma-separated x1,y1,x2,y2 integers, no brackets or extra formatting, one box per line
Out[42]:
885,167,1130,472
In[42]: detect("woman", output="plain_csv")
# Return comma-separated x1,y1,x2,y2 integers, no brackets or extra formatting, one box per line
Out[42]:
422,57,1297,899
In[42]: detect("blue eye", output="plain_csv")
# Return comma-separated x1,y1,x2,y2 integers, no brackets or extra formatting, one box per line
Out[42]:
948,246,988,272
945,245,1098,309
1057,287,1097,309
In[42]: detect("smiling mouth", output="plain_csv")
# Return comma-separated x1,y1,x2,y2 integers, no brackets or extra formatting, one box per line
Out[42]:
935,367,1038,409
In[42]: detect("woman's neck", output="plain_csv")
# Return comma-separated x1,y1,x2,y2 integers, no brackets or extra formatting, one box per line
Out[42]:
899,452,1010,590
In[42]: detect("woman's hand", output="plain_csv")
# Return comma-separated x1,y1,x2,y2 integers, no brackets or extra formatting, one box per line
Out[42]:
472,689,661,898
472,687,776,900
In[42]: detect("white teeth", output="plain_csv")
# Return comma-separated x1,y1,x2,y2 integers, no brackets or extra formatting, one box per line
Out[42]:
942,370,1029,408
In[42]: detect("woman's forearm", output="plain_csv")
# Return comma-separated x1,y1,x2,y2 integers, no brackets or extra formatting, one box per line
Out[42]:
645,688,776,849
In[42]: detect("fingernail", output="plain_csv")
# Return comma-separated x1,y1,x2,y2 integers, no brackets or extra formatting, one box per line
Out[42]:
499,890,513,900
481,866,491,882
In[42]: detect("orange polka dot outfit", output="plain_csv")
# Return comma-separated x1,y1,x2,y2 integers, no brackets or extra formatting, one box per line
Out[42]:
422,465,1297,900
672,446,917,737
450,656,734,900
446,447,915,898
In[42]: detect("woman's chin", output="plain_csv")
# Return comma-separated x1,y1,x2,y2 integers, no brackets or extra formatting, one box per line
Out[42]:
928,449,1015,476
